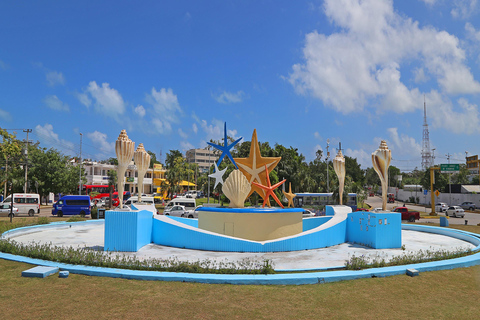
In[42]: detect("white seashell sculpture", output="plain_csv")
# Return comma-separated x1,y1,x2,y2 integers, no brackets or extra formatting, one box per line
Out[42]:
222,170,251,208
115,130,135,209
134,143,150,203
333,149,346,205
372,140,391,211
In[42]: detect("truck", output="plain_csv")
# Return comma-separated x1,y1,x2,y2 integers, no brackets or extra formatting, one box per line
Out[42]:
393,207,420,222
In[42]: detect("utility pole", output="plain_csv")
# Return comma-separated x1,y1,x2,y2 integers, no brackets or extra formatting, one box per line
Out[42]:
432,148,436,166
23,129,32,193
446,153,451,205
79,133,83,195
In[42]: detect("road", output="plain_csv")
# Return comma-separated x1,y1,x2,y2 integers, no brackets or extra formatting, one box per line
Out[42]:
365,195,480,225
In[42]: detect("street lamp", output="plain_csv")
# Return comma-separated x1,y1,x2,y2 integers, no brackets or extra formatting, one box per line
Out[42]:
79,133,83,195
431,148,435,166
326,139,330,194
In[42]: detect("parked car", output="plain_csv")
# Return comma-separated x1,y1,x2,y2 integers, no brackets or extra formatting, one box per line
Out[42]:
0,203,19,216
445,206,465,218
459,202,476,211
302,209,315,217
392,207,420,222
163,205,188,217
435,202,448,212
371,208,384,213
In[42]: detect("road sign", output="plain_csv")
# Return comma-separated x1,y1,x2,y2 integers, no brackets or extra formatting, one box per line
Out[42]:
424,189,428,195
435,190,440,197
440,164,459,173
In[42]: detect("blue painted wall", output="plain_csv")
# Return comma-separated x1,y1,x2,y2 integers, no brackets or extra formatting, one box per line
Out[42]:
346,212,402,249
104,210,153,252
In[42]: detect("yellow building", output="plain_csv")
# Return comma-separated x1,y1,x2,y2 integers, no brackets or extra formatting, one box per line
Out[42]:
466,155,480,175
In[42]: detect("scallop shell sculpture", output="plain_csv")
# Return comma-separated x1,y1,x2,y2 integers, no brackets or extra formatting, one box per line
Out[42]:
134,143,151,203
333,150,346,205
372,140,391,211
222,170,251,208
115,130,135,209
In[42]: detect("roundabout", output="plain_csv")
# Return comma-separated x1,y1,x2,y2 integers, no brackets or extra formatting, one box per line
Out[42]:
2,218,480,285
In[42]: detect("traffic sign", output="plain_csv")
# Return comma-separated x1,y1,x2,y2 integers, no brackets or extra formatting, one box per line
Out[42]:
424,189,428,195
440,164,459,173
435,190,440,197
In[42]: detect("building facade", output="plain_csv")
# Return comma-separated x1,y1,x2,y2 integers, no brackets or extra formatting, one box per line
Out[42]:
466,155,479,175
185,148,218,173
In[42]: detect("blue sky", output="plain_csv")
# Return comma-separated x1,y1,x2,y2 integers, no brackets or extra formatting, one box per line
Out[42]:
1,0,480,171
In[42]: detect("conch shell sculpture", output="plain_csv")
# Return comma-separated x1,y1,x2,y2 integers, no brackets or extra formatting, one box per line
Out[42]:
222,170,251,208
134,143,150,203
115,130,135,209
372,140,391,211
333,149,346,205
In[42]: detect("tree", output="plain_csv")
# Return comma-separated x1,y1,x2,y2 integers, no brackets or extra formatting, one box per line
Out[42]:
28,147,86,204
107,170,117,208
0,128,22,195
421,168,448,192
165,150,183,169
147,150,161,168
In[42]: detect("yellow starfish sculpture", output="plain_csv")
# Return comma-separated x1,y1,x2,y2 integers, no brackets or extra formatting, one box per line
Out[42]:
282,182,296,208
234,129,281,200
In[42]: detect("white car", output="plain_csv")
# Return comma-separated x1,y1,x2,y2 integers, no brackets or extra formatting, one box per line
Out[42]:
0,204,19,216
445,206,465,218
302,209,315,217
163,205,189,217
435,202,448,212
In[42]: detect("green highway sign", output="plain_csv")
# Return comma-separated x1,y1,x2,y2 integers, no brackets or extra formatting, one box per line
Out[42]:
440,164,460,173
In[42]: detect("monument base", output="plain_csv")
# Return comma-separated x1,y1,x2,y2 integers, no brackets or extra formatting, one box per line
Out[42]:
197,207,303,241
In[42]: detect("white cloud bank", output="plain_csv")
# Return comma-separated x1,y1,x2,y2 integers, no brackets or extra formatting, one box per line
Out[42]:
213,90,245,104
79,81,126,121
146,87,182,134
34,124,75,153
44,95,69,112
289,0,480,115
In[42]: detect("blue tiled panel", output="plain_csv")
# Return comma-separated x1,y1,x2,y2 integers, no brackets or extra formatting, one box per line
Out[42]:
104,210,153,252
166,216,199,227
152,216,347,253
22,266,59,278
346,212,401,249
302,216,332,232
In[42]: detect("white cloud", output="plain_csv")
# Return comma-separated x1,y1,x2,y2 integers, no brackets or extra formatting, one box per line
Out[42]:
199,119,224,141
134,104,146,118
0,108,12,121
289,0,480,114
451,0,478,19
46,71,65,87
466,22,480,42
180,141,194,151
427,93,480,134
345,148,372,169
146,87,182,134
192,123,198,134
387,128,422,157
420,0,437,5
86,131,115,157
34,124,75,153
227,129,241,140
85,81,126,120
178,128,188,139
44,95,69,112
413,68,429,83
314,132,322,140
76,92,91,108
213,90,245,104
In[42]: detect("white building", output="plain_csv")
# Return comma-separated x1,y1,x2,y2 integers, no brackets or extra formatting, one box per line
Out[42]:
185,148,218,173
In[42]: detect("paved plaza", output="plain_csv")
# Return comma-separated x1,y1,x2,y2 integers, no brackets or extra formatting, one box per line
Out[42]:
4,221,475,271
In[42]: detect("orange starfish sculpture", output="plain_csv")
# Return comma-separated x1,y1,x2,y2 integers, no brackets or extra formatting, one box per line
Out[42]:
234,129,281,200
251,164,286,208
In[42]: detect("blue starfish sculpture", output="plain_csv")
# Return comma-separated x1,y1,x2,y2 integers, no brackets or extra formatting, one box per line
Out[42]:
207,122,242,169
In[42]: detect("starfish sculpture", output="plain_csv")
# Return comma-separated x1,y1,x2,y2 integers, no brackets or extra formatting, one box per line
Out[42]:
252,164,286,208
282,182,296,208
208,163,227,189
207,122,242,169
234,129,281,199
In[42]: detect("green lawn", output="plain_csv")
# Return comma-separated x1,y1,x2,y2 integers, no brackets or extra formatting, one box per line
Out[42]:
1,219,480,319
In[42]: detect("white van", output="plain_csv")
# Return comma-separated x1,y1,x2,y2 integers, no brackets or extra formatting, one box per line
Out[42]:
164,197,196,212
2,193,40,216
124,196,155,206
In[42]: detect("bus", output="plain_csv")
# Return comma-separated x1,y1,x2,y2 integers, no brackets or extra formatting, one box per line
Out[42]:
82,185,113,199
2,193,40,216
52,195,91,217
294,193,358,212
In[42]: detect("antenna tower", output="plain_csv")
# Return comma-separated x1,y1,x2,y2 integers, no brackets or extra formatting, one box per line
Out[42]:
421,96,433,170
